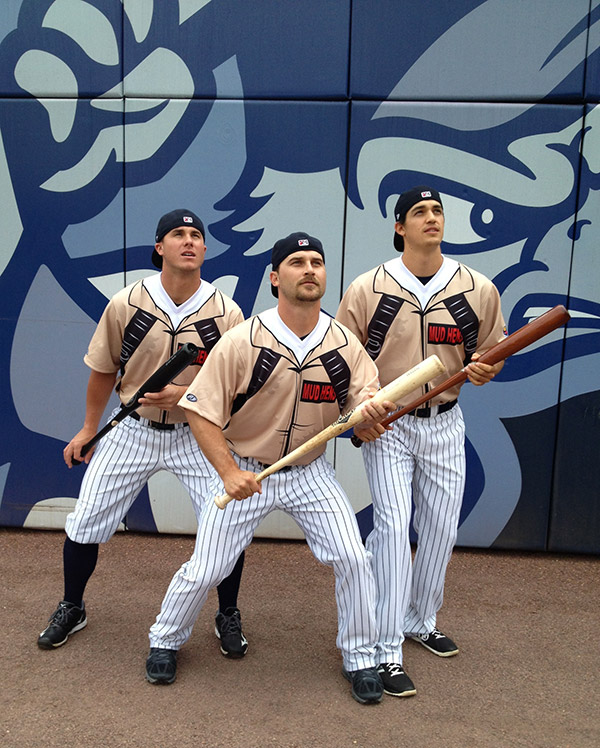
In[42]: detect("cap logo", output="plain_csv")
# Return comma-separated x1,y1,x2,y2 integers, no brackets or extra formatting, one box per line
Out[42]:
297,238,309,246
421,191,432,198
183,216,193,223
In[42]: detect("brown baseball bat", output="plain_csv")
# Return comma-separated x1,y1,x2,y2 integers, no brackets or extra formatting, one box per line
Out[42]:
350,303,570,447
215,354,446,509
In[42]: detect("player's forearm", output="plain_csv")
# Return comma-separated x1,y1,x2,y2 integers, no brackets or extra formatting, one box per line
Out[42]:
138,382,187,410
187,412,263,501
187,412,240,481
83,370,118,431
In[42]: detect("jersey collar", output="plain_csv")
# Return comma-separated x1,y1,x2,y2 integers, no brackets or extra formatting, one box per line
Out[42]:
143,273,216,329
258,307,331,365
383,255,459,309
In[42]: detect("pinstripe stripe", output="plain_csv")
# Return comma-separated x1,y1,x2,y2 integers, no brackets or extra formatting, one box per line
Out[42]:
363,405,465,662
149,454,377,670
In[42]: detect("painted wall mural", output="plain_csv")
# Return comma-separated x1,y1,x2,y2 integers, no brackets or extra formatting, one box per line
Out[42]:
0,0,598,552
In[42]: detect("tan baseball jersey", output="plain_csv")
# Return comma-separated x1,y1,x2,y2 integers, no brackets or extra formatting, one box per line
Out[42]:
84,275,244,423
180,308,380,465
336,256,506,405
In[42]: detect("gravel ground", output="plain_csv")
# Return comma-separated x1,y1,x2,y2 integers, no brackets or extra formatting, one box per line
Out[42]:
2,527,598,748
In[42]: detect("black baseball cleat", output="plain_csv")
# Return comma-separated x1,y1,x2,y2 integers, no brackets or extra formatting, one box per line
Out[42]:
377,662,417,697
409,627,459,657
37,600,87,649
342,666,384,705
215,607,248,658
146,648,178,684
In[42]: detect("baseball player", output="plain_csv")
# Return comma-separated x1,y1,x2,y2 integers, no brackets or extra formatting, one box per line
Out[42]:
144,232,395,705
336,186,506,697
37,209,248,659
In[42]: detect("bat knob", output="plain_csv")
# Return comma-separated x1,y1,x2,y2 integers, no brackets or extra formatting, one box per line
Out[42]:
350,434,364,449
214,493,230,510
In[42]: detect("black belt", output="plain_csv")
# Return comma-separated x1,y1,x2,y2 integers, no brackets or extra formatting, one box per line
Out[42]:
235,454,295,473
129,411,188,430
257,461,293,473
407,399,458,418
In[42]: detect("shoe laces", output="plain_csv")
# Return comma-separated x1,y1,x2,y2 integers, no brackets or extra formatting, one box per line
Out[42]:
150,648,176,665
385,663,404,677
49,602,78,625
219,610,242,635
429,628,445,640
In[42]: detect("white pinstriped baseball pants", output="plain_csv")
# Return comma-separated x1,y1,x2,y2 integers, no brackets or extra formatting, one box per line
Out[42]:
149,453,379,671
362,405,465,664
65,411,214,544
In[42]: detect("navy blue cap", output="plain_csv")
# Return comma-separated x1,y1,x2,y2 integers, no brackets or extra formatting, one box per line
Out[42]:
270,232,325,297
153,209,205,268
393,186,443,252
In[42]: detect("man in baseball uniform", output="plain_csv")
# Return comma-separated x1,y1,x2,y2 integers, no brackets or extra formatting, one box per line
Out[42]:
336,186,506,697
144,232,394,705
38,209,248,659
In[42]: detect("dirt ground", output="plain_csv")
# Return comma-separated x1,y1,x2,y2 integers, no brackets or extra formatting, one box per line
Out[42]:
2,527,598,748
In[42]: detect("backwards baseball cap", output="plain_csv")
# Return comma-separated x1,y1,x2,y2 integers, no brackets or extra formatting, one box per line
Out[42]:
393,186,443,252
270,231,325,297
152,209,205,268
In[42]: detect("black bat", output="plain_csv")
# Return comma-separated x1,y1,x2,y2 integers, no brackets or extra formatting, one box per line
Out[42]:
71,342,199,465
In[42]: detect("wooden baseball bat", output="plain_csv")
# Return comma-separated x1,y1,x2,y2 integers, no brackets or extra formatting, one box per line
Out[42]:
214,353,446,509
350,303,571,447
72,342,199,465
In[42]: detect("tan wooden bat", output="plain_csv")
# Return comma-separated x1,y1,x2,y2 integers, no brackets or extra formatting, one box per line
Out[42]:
214,354,445,509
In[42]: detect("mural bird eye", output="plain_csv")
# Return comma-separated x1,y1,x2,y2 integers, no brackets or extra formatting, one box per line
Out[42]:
438,193,493,247
440,192,536,256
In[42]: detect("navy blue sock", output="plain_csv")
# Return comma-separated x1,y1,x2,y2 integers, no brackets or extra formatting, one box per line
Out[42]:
217,551,245,612
63,536,99,607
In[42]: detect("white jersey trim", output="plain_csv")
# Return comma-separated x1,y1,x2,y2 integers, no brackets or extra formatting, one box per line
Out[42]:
258,307,331,365
384,256,459,310
143,273,217,329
